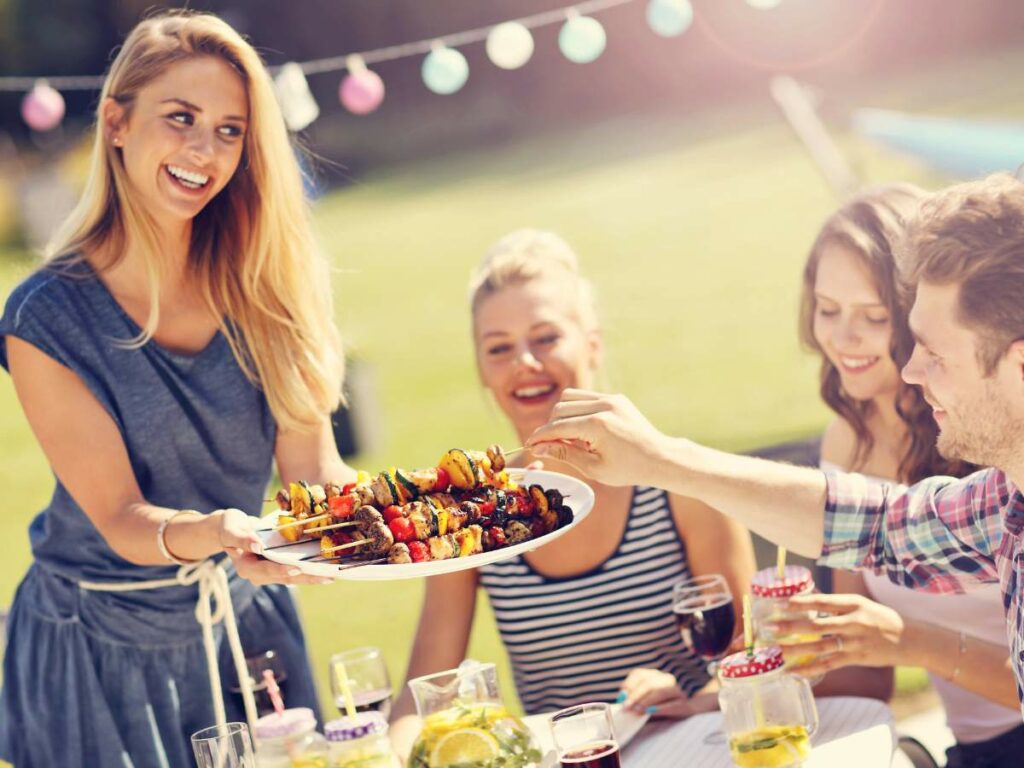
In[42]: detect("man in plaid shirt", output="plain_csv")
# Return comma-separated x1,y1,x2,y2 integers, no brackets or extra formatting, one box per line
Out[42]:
528,174,1024,718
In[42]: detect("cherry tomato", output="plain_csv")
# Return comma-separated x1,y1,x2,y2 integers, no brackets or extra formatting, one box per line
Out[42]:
388,517,415,543
488,526,507,548
408,541,429,562
382,505,405,523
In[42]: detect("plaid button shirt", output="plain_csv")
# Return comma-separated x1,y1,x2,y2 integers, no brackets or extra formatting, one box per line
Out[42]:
820,467,1024,718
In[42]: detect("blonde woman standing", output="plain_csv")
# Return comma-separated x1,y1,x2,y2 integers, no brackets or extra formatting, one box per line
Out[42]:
0,12,352,767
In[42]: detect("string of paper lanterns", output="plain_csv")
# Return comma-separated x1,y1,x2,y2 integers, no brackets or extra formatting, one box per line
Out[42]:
6,0,787,133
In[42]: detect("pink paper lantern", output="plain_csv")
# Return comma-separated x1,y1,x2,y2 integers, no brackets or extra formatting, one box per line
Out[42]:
339,69,385,115
21,82,65,132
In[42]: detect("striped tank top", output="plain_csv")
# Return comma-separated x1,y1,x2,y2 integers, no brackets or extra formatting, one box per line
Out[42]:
479,485,709,714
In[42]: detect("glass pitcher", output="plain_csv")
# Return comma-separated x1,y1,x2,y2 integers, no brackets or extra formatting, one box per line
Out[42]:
717,646,818,768
407,660,542,768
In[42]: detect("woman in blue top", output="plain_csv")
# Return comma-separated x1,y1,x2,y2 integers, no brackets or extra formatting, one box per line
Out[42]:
0,12,353,767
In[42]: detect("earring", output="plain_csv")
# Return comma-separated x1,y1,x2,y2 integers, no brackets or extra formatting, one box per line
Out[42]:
112,137,121,146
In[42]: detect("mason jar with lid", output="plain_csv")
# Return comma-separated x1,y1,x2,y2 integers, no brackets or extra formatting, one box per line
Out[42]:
254,707,330,768
750,565,821,669
324,711,395,768
717,645,819,768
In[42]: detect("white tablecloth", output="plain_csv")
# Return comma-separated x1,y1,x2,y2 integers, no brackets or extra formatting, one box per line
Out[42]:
621,696,894,767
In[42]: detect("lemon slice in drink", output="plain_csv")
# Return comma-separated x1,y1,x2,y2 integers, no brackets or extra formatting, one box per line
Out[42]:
430,728,500,766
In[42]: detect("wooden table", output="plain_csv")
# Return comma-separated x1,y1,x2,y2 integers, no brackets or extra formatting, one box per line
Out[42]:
621,696,894,767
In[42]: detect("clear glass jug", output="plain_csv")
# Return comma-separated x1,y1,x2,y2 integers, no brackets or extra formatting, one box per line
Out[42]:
407,660,542,768
717,646,818,768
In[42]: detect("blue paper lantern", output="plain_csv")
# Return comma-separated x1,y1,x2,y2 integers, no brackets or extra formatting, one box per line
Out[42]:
422,46,469,95
646,0,694,37
559,15,607,64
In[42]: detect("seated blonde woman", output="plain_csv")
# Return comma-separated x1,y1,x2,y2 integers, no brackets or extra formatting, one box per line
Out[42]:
391,230,755,752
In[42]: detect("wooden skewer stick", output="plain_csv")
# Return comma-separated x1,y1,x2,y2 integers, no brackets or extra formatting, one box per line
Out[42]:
303,521,360,535
274,513,328,531
307,555,387,567
300,538,370,560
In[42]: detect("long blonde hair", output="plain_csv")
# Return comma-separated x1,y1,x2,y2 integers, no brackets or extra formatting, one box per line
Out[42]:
47,10,343,431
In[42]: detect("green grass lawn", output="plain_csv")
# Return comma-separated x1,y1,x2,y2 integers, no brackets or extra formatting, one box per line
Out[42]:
2,47,1020,723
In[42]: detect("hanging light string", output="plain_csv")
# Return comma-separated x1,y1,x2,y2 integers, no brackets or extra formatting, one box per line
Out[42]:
0,0,638,92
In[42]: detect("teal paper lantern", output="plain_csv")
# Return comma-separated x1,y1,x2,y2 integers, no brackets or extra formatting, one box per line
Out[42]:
646,0,694,37
558,15,607,64
422,46,469,95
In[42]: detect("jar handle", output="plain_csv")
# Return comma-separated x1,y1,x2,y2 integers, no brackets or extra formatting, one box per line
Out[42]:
793,676,819,738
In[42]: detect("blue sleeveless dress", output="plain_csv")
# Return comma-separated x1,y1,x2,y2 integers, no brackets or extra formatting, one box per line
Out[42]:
479,486,709,714
0,260,320,768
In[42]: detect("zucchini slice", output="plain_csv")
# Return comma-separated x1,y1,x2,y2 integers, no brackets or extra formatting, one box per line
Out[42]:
394,469,419,502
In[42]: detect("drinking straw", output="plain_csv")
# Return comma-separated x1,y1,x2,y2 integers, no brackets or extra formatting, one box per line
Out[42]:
743,594,754,657
333,660,358,719
776,546,786,580
262,670,286,717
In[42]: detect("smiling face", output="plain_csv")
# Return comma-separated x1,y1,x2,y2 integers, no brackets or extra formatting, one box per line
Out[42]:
474,278,601,440
104,55,248,230
902,281,1024,468
812,243,902,404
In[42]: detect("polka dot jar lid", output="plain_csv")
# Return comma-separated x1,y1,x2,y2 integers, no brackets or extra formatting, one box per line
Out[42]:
750,565,814,598
720,645,785,679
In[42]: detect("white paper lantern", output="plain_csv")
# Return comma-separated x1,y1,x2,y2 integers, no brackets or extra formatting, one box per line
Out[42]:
273,62,319,132
486,22,535,70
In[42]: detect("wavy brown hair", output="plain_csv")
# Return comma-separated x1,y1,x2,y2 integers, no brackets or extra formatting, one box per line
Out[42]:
799,184,974,483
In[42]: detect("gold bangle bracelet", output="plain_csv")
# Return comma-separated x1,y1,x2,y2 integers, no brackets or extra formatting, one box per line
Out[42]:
157,509,203,566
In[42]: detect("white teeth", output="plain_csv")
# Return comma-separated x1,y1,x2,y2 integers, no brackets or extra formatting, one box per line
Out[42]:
514,385,555,398
840,356,878,370
167,164,210,188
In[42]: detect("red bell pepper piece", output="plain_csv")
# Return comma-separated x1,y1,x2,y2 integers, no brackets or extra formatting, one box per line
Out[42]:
433,467,451,493
328,494,355,519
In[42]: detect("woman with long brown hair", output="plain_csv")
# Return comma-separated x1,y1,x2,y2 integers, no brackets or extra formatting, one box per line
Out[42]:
777,184,1022,767
0,11,352,767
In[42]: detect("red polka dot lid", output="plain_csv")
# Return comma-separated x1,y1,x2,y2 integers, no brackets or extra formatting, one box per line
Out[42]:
720,645,785,679
750,565,814,598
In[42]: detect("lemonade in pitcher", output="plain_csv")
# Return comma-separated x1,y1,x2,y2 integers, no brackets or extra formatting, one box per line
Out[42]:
728,725,811,768
407,661,542,768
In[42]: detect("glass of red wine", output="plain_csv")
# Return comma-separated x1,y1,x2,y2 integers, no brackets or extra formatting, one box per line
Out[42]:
329,646,393,720
673,574,736,675
550,702,622,768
